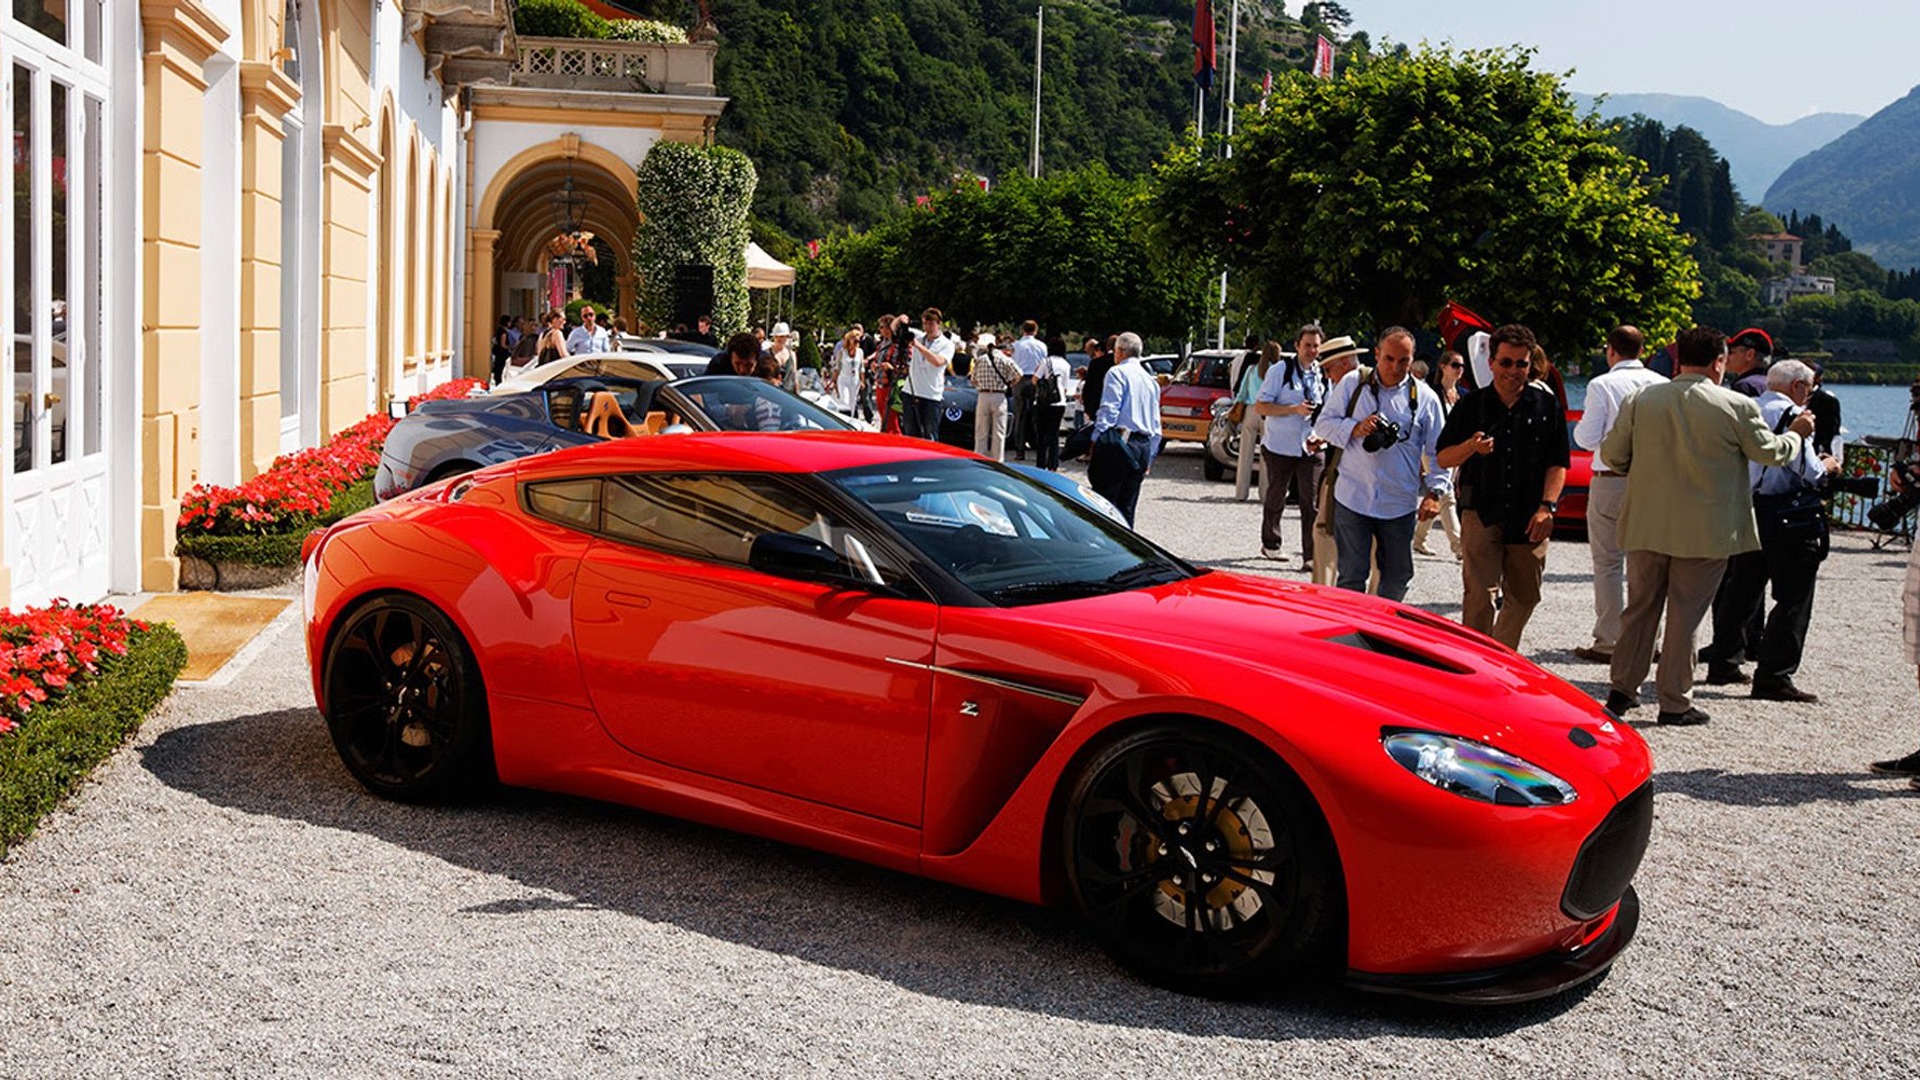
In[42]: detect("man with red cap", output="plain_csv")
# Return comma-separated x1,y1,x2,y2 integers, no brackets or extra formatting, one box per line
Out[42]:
1726,327,1772,398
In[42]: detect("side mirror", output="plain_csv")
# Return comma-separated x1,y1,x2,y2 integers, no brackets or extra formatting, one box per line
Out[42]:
748,531,848,585
389,397,413,419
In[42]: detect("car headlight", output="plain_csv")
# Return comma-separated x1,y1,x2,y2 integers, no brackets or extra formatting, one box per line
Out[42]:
1382,730,1577,807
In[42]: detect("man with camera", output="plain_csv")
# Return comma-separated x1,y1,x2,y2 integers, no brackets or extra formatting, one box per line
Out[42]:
1436,324,1569,650
1697,360,1842,702
1312,327,1450,602
901,307,955,440
1599,326,1815,726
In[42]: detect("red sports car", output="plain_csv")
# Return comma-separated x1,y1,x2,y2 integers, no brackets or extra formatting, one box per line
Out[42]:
1558,409,1593,534
304,432,1652,1003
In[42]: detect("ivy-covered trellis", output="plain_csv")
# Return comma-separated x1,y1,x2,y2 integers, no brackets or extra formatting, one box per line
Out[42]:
634,142,756,336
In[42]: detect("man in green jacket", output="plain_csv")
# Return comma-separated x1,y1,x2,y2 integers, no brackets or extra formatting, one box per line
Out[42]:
1599,326,1815,726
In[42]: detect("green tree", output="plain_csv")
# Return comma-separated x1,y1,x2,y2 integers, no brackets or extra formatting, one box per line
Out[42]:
1146,46,1697,351
797,166,1210,343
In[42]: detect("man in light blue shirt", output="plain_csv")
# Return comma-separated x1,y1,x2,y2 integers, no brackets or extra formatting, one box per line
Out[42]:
1311,327,1450,601
1253,326,1326,564
1089,331,1161,526
1008,320,1048,459
565,306,611,355
1701,358,1840,702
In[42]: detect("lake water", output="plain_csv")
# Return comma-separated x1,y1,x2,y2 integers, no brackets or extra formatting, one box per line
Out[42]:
1566,380,1915,442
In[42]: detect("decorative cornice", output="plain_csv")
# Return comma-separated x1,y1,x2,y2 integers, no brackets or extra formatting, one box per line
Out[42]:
238,61,301,119
139,0,231,66
322,123,382,179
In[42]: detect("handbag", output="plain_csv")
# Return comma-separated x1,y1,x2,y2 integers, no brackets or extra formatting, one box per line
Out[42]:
1033,360,1064,407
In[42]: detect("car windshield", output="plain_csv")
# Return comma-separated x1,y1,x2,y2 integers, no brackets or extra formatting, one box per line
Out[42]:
827,458,1195,605
673,376,854,432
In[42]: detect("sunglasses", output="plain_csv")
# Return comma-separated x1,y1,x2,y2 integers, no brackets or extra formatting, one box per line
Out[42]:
1444,361,1464,370
1493,358,1530,369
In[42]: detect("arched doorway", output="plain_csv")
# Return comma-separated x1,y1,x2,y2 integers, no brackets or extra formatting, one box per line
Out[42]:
470,141,639,374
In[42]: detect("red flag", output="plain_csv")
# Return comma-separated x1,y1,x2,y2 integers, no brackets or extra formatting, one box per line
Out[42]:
1313,35,1336,80
1192,0,1216,90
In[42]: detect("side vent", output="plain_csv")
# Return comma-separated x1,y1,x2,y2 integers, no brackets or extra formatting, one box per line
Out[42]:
1322,630,1472,674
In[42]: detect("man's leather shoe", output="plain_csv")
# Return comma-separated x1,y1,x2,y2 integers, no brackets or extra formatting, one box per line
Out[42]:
1574,646,1613,663
1752,680,1818,703
1703,662,1749,685
1868,749,1920,776
1656,706,1710,726
1603,690,1638,717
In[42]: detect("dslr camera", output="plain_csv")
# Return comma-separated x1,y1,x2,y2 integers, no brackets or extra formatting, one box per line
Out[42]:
1867,459,1920,532
1362,416,1403,453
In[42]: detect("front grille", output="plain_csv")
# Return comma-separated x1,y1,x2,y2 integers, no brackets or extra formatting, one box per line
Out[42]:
1561,782,1653,920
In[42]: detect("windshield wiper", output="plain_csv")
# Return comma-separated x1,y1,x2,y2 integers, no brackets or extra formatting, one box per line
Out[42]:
1103,561,1189,589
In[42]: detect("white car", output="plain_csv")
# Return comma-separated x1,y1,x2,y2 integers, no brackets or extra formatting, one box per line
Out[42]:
489,351,682,395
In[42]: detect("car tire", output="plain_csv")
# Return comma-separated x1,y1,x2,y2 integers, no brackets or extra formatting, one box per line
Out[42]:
1060,723,1341,998
322,594,495,804
1202,453,1227,482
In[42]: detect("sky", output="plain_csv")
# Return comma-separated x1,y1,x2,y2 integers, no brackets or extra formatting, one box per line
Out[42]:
1344,1,1920,124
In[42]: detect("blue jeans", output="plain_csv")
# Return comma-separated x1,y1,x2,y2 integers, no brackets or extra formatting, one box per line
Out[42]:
902,394,945,441
1332,500,1417,601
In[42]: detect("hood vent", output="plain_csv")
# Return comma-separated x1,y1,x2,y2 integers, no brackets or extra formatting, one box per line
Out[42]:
1323,630,1471,675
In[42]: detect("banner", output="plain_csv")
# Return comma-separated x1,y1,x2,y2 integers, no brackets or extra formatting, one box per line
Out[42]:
1192,0,1216,90
1313,35,1335,80
548,265,566,313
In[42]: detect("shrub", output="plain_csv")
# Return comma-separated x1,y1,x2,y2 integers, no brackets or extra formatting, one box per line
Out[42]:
635,142,757,337
0,612,185,858
605,19,687,44
513,0,609,39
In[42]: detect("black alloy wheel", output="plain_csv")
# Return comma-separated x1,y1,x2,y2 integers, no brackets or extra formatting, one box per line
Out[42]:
322,595,494,803
1061,725,1340,998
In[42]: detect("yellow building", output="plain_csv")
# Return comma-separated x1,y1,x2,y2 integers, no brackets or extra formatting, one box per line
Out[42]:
0,0,724,607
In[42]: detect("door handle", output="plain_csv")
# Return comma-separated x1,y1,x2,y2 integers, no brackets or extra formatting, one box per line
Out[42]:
43,392,60,408
605,590,651,609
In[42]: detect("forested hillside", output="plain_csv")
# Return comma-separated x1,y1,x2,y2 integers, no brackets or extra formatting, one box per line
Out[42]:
1765,84,1920,272
1572,92,1860,201
604,1,1363,244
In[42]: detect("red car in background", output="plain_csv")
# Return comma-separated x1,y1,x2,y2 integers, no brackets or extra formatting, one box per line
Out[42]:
1159,349,1241,445
1558,409,1592,535
304,431,1651,1004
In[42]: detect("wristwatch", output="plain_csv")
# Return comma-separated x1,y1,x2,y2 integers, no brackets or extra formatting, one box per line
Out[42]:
1539,499,1559,513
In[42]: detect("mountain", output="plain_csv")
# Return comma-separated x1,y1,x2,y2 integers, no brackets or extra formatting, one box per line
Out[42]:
1764,85,1920,272
1570,92,1862,201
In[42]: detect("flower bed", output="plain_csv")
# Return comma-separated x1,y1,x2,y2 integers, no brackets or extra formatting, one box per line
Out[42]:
0,604,186,857
175,379,485,581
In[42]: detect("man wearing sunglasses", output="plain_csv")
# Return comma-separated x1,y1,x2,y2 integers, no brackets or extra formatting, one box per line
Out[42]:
1437,323,1569,650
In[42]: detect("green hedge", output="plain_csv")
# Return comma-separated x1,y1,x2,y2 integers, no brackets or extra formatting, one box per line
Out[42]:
176,478,375,568
0,623,188,858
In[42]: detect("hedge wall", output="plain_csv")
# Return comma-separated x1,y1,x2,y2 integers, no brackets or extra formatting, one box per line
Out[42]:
0,624,188,858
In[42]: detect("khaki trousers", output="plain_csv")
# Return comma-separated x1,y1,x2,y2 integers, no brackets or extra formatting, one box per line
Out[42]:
1234,409,1263,501
1458,511,1548,650
1610,551,1728,714
973,390,1008,460
1585,473,1630,651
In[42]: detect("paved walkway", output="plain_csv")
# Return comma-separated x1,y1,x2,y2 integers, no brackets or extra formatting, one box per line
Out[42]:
2,449,1916,1075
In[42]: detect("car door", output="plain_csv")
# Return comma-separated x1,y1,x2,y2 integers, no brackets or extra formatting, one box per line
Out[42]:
563,470,936,826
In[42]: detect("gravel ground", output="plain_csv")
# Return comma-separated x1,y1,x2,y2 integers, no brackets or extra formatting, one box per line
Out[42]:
3,445,1918,1077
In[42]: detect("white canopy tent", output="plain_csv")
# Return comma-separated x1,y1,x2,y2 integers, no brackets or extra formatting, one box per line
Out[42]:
745,241,796,328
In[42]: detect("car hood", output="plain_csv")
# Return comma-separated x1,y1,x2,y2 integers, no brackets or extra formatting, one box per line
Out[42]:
1003,570,1648,797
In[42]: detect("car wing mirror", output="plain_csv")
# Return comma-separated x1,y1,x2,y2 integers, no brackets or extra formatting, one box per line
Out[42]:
389,398,413,419
749,531,851,586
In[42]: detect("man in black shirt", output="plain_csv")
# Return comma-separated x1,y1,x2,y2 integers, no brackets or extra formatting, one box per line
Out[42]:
704,332,761,377
1079,337,1113,417
1436,323,1569,650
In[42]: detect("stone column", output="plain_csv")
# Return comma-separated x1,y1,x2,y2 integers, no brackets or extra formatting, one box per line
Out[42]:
466,228,499,382
139,0,230,591
237,60,299,478
319,123,378,438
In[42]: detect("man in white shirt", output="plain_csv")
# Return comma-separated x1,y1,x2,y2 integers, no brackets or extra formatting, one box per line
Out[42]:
1571,325,1667,663
1089,331,1161,525
565,306,611,355
904,307,955,441
1008,320,1048,459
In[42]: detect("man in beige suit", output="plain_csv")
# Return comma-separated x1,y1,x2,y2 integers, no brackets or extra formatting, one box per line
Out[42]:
1600,326,1815,726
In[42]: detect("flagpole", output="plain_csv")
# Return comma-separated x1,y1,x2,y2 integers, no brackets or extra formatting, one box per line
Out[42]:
1030,4,1044,179
1215,0,1238,349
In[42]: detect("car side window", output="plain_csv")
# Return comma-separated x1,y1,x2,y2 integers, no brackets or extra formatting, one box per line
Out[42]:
598,473,915,591
525,478,599,531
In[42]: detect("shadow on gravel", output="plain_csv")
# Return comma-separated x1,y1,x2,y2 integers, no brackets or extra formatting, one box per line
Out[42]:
141,707,1601,1040
1654,767,1915,807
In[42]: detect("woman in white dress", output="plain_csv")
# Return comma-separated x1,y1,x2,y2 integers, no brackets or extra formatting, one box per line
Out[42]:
833,328,864,413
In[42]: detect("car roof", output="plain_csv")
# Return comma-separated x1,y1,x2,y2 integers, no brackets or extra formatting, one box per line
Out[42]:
494,352,675,392
515,431,979,482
